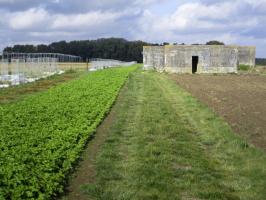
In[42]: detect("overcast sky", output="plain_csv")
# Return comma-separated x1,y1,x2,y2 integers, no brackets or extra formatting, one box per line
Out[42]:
0,0,266,57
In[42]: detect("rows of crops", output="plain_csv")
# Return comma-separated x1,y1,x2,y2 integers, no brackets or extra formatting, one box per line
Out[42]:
0,66,137,199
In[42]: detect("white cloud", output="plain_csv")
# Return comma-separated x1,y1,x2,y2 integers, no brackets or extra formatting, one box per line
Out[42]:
29,31,78,37
136,1,260,39
0,0,266,57
134,0,167,6
51,11,123,29
150,2,241,32
131,0,266,57
244,0,266,6
175,2,234,20
8,8,48,30
3,7,127,32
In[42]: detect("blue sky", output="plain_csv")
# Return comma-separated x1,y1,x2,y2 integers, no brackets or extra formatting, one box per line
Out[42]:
0,0,266,57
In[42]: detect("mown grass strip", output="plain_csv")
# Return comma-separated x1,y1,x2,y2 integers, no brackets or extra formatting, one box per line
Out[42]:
0,65,138,199
84,70,266,200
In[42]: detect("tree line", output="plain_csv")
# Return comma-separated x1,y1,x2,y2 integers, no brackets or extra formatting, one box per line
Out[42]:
256,58,266,65
3,38,226,63
3,38,150,63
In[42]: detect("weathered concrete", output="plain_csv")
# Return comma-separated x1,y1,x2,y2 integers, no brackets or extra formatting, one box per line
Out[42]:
164,45,238,73
143,46,165,72
143,45,256,74
237,46,256,67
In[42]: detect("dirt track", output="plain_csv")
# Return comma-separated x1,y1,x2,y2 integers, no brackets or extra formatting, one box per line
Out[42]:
171,73,266,150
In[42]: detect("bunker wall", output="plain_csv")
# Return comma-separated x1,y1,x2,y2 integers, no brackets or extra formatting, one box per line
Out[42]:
164,45,238,73
164,46,197,73
202,46,238,73
143,46,164,71
237,46,256,67
143,45,251,74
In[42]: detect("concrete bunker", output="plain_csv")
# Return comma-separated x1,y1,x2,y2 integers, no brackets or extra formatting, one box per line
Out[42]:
143,45,256,74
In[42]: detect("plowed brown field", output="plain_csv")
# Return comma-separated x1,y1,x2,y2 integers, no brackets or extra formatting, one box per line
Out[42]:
171,73,266,150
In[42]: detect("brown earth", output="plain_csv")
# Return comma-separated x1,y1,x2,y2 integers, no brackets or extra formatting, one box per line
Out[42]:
171,73,266,151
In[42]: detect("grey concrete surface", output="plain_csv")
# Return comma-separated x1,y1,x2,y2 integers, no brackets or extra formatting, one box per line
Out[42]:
143,45,256,74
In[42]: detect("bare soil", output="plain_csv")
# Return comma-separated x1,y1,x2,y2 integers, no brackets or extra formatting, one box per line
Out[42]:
171,73,266,150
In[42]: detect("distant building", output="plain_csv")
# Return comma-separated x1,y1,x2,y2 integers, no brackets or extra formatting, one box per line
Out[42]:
143,45,256,74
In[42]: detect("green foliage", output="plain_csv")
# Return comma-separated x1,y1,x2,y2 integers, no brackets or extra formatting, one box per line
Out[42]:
206,40,225,45
256,58,266,66
238,64,250,71
0,66,137,199
4,38,150,63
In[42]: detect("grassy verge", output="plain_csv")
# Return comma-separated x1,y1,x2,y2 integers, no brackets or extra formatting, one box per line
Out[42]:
0,66,138,199
83,70,266,200
238,64,251,71
238,65,266,75
0,70,84,104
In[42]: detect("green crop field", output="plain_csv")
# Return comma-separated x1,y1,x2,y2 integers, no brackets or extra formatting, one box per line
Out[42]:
0,66,138,199
1,65,266,200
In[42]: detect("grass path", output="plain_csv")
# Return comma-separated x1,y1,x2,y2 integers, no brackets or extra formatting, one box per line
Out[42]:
83,70,266,200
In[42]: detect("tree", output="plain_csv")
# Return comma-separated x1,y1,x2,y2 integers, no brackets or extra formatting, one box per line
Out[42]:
3,38,151,63
206,40,225,45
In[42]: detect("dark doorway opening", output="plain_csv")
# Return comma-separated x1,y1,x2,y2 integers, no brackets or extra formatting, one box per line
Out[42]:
192,56,198,74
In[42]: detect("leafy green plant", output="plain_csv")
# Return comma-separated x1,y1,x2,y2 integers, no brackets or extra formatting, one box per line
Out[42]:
0,65,138,199
238,64,250,71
